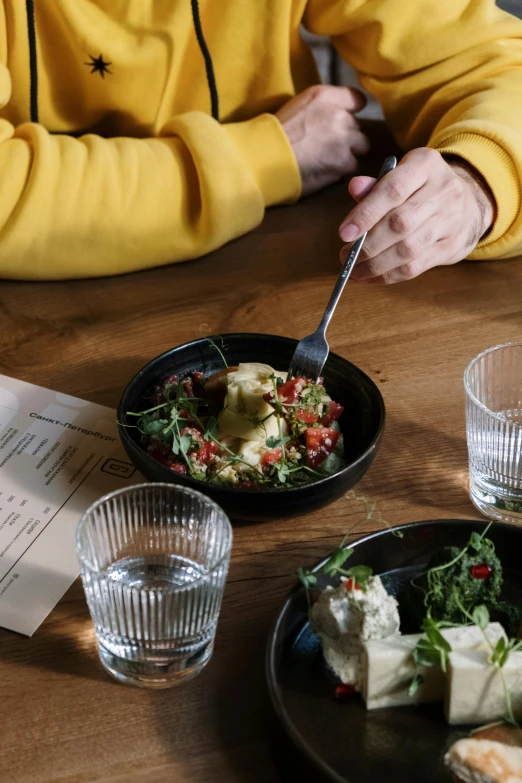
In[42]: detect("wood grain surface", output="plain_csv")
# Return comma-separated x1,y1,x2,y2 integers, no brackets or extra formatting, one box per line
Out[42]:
0,123,521,783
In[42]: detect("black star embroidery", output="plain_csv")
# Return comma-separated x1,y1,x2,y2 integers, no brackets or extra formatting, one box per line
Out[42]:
85,54,112,79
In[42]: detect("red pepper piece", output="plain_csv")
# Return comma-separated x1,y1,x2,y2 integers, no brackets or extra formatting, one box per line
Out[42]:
335,683,356,701
471,563,492,580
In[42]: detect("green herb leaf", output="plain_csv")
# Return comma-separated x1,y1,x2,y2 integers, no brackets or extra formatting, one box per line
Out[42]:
142,418,168,434
266,435,291,449
179,434,192,453
275,462,293,484
204,416,219,440
469,531,483,552
421,618,451,653
413,641,443,668
297,567,317,589
322,547,354,575
492,637,509,668
207,337,228,368
413,620,452,672
408,672,424,697
472,605,490,630
346,565,373,590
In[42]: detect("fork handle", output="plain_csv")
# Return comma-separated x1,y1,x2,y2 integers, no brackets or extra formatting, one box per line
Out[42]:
317,155,398,336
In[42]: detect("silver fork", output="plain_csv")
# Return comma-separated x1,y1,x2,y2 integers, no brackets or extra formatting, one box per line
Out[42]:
287,155,398,381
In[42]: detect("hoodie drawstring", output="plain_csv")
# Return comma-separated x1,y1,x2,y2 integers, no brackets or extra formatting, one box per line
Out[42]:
26,0,39,123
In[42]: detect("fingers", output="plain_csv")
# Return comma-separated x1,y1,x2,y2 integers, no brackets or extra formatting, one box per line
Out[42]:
346,196,436,269
358,239,460,284
347,216,439,280
349,131,371,157
339,147,441,242
348,176,376,202
312,84,367,114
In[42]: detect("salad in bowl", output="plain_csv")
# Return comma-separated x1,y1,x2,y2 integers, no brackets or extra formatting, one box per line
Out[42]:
127,361,346,490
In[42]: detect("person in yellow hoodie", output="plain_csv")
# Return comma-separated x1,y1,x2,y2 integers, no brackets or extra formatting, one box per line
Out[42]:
0,0,520,283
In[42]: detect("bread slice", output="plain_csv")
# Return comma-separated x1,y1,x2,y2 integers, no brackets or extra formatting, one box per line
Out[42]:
444,737,522,782
473,726,522,748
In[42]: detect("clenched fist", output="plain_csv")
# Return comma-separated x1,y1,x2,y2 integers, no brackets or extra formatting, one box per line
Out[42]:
276,85,371,196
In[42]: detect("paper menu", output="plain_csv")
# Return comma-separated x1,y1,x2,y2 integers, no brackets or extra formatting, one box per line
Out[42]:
0,374,142,636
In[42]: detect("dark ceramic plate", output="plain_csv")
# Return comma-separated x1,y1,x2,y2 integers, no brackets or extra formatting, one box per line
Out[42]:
118,333,385,522
266,519,522,782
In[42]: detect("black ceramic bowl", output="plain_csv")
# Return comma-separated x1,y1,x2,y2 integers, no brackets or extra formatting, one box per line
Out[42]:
117,334,385,522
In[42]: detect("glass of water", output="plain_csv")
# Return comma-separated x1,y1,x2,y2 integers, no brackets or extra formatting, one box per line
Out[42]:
465,341,522,523
76,483,232,688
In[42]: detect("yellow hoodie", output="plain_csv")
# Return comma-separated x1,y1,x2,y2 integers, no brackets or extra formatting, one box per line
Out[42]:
0,0,521,280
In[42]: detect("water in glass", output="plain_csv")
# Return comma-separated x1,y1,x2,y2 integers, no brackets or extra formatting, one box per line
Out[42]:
77,483,232,688
465,342,522,523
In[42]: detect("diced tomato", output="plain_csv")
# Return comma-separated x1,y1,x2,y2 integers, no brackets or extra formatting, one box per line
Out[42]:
277,377,306,404
237,480,261,490
265,377,306,406
345,578,360,591
178,408,198,425
181,378,195,398
179,427,217,463
170,463,187,475
295,407,318,424
196,439,219,464
334,683,356,700
320,400,344,427
305,427,340,468
149,374,179,405
192,371,204,391
261,447,282,466
180,426,203,443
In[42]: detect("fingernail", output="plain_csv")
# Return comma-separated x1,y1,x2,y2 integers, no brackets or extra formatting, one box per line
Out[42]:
340,223,358,242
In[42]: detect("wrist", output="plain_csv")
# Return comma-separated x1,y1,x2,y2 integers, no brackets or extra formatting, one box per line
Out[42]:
445,155,497,238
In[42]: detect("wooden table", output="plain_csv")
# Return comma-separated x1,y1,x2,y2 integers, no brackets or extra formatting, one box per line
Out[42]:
1,126,521,783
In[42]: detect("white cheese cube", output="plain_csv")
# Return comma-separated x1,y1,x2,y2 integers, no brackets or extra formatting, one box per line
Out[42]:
363,623,506,710
445,648,522,725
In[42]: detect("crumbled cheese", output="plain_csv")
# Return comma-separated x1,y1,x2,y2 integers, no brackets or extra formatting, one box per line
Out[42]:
311,575,400,690
212,463,239,485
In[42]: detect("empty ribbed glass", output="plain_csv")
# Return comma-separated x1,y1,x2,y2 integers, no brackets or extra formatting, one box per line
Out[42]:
465,342,522,523
76,483,232,688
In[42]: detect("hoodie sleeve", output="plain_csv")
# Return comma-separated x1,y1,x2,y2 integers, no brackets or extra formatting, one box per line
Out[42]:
0,67,301,280
304,0,522,261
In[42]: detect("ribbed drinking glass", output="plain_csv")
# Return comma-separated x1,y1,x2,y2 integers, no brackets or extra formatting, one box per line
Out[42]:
76,483,232,688
465,342,522,523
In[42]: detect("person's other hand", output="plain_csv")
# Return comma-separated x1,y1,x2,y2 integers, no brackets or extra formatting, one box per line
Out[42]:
338,148,496,284
276,85,370,197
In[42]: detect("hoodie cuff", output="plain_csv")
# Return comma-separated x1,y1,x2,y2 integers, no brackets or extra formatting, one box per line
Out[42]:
224,113,302,207
434,133,520,252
